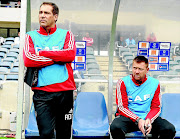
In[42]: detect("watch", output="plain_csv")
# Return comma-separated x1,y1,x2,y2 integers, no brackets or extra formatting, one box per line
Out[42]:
135,118,141,125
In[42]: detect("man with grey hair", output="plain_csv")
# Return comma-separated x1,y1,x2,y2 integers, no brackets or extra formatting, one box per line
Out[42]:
23,2,76,139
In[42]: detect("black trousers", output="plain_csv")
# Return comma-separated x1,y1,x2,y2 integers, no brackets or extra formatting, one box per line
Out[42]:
110,115,176,139
33,90,73,139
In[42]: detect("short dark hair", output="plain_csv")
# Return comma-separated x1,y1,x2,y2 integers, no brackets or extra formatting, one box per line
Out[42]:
133,55,149,67
40,2,59,16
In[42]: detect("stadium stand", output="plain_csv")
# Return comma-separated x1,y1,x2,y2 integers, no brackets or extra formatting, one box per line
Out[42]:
9,48,19,54
173,65,180,72
6,74,18,80
0,62,11,69
150,71,165,78
0,48,8,54
0,74,5,80
169,61,179,69
121,52,133,61
13,62,19,68
124,55,134,66
3,57,15,63
4,41,13,45
10,67,19,73
5,37,15,42
86,54,95,59
119,47,129,57
72,92,110,138
6,52,18,59
0,52,5,58
90,75,106,79
128,44,137,49
1,44,11,49
87,63,100,70
86,58,97,64
175,56,180,63
86,47,94,52
88,69,101,74
13,44,20,49
86,50,94,55
0,67,8,73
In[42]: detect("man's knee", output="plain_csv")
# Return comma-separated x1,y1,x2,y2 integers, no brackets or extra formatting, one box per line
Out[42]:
160,123,176,138
110,122,125,138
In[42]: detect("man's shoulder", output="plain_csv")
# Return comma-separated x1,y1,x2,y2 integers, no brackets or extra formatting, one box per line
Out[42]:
147,75,159,84
26,30,38,36
119,75,130,82
56,28,68,33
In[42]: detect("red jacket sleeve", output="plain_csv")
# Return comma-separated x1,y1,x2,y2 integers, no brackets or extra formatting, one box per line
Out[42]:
116,79,139,122
145,84,161,123
23,34,54,67
39,31,76,63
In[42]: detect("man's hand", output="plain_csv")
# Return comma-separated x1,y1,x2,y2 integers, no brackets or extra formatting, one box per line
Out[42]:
137,118,152,136
144,118,152,136
138,119,146,136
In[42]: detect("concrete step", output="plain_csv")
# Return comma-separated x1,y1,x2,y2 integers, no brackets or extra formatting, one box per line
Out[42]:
95,56,120,62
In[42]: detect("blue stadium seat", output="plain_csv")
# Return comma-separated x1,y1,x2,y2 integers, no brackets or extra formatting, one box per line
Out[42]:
86,59,97,64
119,47,130,57
6,74,18,80
86,47,94,52
87,63,99,70
86,50,94,55
1,44,11,49
86,55,95,59
72,92,110,138
13,62,19,68
4,41,13,45
3,57,15,63
13,44,20,49
5,37,15,42
0,62,11,69
0,74,5,80
10,67,19,73
0,52,5,58
0,48,8,54
25,103,40,138
9,48,19,54
88,69,101,74
175,56,180,63
161,93,180,138
0,67,8,73
6,52,18,59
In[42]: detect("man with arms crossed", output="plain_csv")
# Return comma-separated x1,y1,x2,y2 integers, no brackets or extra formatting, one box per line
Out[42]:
110,56,176,139
23,2,76,139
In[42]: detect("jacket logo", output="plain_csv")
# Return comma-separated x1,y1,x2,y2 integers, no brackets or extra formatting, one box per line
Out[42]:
128,94,150,102
65,108,73,120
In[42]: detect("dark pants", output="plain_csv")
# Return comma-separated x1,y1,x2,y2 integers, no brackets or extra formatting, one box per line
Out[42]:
110,116,176,139
33,90,73,139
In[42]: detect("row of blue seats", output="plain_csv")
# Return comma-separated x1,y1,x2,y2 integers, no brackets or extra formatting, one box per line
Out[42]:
0,42,19,81
25,92,180,139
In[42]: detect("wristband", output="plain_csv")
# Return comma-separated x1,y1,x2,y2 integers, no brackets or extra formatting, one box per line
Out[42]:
135,118,141,125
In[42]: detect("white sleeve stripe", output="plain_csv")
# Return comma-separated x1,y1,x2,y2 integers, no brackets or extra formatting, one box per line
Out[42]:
68,31,74,50
24,34,52,62
151,90,161,123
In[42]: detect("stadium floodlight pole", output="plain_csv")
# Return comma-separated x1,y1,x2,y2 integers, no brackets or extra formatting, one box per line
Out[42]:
16,0,27,138
108,0,120,123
